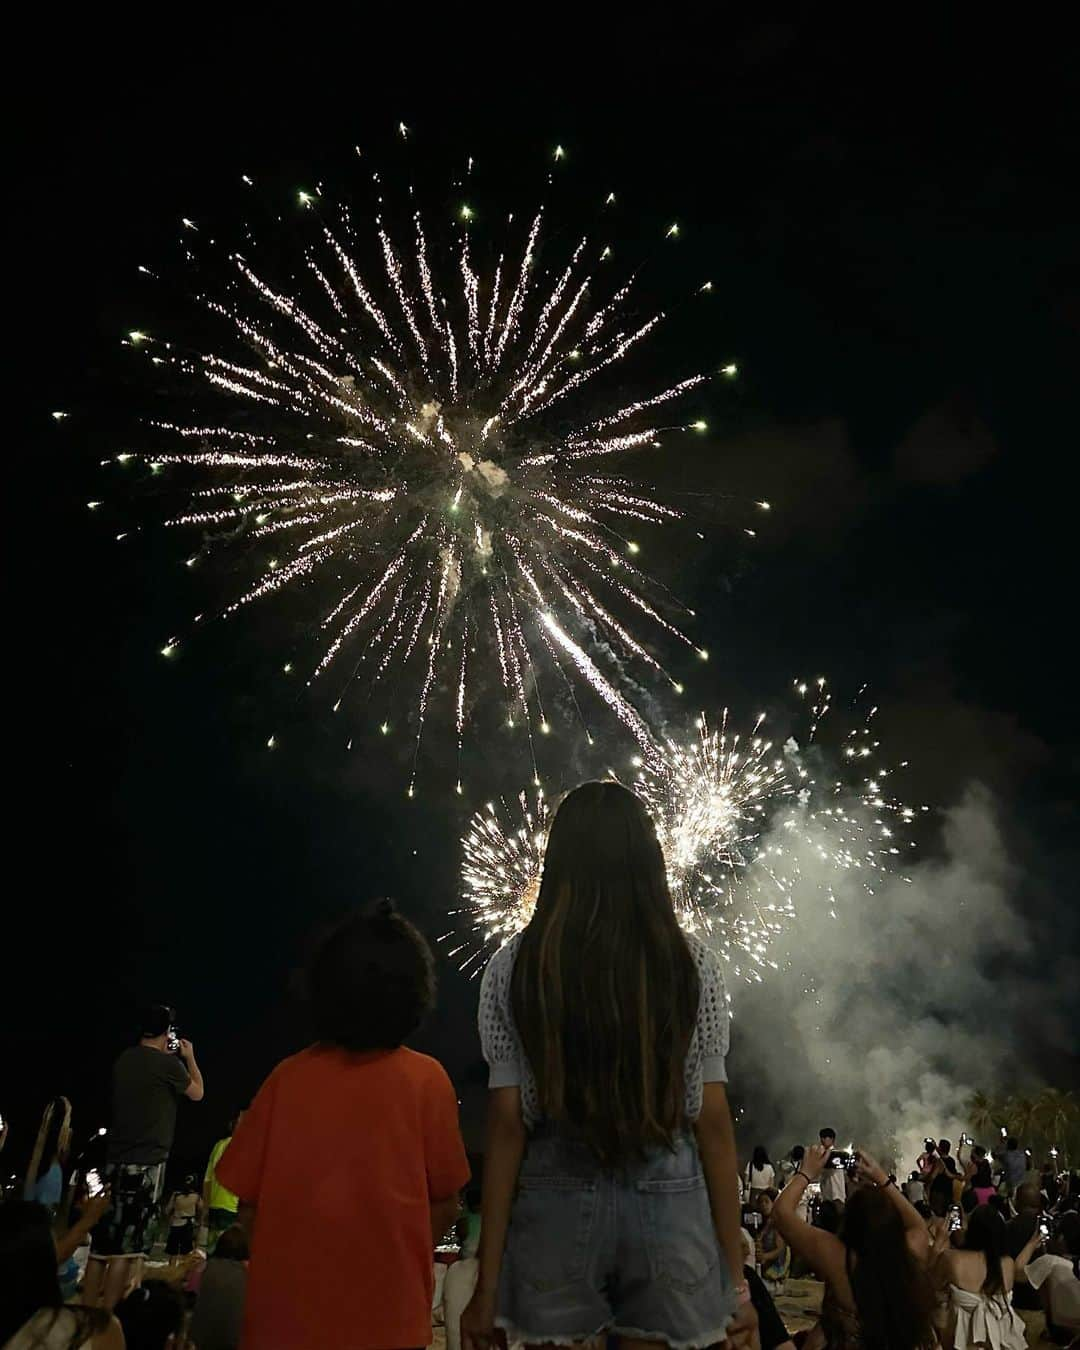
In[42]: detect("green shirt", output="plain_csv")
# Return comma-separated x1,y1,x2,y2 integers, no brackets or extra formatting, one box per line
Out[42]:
205,1137,239,1213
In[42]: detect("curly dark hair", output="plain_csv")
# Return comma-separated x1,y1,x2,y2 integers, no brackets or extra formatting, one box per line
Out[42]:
306,900,435,1051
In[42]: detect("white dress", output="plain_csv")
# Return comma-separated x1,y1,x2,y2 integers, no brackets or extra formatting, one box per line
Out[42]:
946,1285,1026,1350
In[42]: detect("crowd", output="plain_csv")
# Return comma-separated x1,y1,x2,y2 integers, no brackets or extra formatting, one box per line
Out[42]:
2,780,1077,1350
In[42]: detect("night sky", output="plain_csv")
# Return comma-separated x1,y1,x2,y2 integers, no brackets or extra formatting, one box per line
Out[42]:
5,18,1077,1179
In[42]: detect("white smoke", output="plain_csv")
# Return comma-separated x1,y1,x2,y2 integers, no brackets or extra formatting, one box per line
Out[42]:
730,784,1038,1172
475,458,509,495
455,452,508,497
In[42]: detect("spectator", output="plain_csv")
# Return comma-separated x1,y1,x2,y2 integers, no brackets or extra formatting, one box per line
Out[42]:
1003,1138,1027,1195
164,1175,201,1266
1023,1211,1080,1343
755,1190,789,1293
215,899,469,1350
457,1184,482,1259
916,1138,937,1178
818,1129,848,1208
114,1281,188,1349
202,1117,241,1253
781,1147,811,1230
1041,1160,1063,1207
85,1004,204,1309
1005,1181,1045,1259
774,1145,934,1350
776,1144,805,1189
745,1145,776,1201
904,1172,926,1206
462,781,755,1350
444,1189,482,1350
739,1228,796,1350
1060,1171,1080,1213
969,1155,997,1207
23,1097,72,1212
0,1201,123,1349
934,1203,1038,1350
927,1140,960,1217
1004,1182,1047,1306
188,1224,248,1350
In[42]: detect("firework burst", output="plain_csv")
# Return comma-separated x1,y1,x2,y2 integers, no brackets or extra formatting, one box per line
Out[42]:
111,158,748,786
454,680,924,982
449,787,549,975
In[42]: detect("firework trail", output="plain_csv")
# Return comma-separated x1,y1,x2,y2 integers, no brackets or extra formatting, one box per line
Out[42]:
110,154,749,786
454,680,924,981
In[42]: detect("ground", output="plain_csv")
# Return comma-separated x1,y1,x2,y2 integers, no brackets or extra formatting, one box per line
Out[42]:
430,1280,1050,1347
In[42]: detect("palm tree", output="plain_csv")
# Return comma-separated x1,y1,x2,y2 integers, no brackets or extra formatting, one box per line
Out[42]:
1033,1088,1078,1167
968,1090,1001,1143
1002,1095,1040,1150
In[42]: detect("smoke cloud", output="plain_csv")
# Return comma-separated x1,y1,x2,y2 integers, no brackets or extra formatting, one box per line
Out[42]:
728,783,1063,1172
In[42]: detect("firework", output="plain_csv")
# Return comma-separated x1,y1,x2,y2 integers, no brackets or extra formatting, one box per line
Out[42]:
110,159,748,786
454,680,924,981
450,787,549,975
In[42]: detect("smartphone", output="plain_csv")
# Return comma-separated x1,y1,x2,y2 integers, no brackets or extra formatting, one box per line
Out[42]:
85,1169,104,1198
829,1151,856,1171
949,1206,962,1232
166,1029,181,1055
1039,1219,1051,1241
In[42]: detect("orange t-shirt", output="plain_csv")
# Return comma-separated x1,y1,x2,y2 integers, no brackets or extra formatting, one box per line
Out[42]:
216,1044,470,1350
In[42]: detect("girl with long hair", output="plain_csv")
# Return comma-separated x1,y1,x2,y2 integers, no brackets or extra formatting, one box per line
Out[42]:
936,1203,1037,1350
773,1145,936,1350
23,1098,72,1212
461,780,754,1350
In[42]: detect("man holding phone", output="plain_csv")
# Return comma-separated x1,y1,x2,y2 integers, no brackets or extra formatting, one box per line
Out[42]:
85,1004,205,1308
818,1128,848,1208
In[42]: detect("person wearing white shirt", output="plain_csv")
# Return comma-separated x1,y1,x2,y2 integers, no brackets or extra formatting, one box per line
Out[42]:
745,1145,776,1201
1023,1213,1080,1339
818,1128,848,1206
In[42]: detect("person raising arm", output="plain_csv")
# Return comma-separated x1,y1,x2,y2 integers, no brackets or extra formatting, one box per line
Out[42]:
774,1143,934,1350
178,1039,204,1101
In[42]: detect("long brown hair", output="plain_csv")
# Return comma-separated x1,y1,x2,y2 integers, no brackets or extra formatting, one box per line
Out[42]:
963,1204,1007,1296
843,1186,937,1350
24,1097,71,1193
510,779,699,1167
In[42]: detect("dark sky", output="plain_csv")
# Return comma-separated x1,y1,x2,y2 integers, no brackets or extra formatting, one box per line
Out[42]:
5,18,1077,1177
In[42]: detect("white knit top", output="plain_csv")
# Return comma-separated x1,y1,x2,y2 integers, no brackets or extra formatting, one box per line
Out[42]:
477,930,730,1130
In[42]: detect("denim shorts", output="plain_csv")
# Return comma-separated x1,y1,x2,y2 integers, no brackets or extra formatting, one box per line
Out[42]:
497,1130,736,1348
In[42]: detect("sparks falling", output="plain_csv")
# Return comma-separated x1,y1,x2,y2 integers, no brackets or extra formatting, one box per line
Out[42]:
115,169,729,783
454,680,923,981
